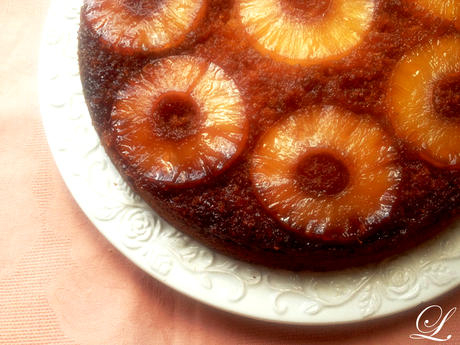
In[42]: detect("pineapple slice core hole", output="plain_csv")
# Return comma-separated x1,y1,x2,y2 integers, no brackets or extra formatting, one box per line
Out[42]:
432,73,460,123
151,91,202,141
123,0,161,17
281,0,332,20
296,150,350,197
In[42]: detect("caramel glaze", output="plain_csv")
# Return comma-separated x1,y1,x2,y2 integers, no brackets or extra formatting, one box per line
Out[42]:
79,0,460,271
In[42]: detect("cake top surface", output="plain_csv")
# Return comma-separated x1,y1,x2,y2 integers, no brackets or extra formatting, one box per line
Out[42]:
78,0,460,272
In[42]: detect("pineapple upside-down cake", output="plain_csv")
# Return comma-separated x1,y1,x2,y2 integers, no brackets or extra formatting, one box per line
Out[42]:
78,0,460,271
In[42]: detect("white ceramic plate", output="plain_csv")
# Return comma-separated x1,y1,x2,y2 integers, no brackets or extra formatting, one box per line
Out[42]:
38,0,460,325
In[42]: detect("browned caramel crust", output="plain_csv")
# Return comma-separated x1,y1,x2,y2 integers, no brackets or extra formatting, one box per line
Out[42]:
79,0,460,271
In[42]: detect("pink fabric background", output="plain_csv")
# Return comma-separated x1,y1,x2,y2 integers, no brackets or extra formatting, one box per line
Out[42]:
2,0,460,343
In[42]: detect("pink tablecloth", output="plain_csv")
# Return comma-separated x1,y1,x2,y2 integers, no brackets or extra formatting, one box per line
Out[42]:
2,0,460,343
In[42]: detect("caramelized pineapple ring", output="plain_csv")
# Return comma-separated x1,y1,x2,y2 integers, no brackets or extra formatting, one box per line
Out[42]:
112,56,248,188
251,106,401,243
237,0,375,65
389,36,460,168
83,0,206,55
412,0,460,22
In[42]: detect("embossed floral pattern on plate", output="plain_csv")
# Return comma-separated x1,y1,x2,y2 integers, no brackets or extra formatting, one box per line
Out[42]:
38,0,460,324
